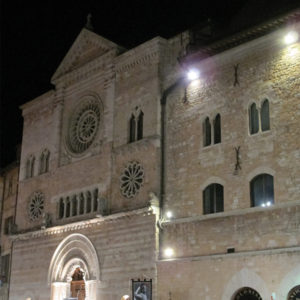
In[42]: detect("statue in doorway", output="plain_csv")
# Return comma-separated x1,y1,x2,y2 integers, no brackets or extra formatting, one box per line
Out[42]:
71,267,84,281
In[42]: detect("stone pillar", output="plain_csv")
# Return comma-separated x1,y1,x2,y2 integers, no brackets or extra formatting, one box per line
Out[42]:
52,84,65,169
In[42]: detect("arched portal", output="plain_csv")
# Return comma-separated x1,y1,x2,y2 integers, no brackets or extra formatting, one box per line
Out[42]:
48,233,100,300
288,285,300,300
233,287,262,300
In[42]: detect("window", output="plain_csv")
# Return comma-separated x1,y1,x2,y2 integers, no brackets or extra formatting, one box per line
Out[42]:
203,117,211,146
249,99,270,134
129,114,136,143
4,216,13,235
39,149,50,174
137,111,144,140
26,155,35,179
57,188,100,220
203,114,221,147
59,198,64,219
249,103,259,134
203,183,224,214
213,114,221,144
250,174,274,207
261,99,270,131
128,109,144,143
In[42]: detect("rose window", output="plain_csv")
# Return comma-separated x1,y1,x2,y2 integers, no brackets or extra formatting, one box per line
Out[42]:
120,161,144,198
67,99,101,154
28,191,44,221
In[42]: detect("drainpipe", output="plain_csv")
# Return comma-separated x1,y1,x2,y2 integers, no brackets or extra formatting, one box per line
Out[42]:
159,76,187,258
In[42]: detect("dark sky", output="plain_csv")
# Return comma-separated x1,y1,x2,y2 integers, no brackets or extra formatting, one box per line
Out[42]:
0,0,299,168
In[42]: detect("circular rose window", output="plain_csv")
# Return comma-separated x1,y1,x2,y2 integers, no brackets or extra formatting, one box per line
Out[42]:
67,98,101,154
28,191,44,221
120,161,144,198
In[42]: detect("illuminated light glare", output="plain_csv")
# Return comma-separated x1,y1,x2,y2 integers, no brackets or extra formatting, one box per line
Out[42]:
266,201,271,207
122,295,130,300
284,31,298,45
164,247,174,257
166,211,173,218
187,69,200,81
261,203,266,207
287,45,299,56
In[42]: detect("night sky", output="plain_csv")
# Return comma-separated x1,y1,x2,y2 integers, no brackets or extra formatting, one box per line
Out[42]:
0,0,299,168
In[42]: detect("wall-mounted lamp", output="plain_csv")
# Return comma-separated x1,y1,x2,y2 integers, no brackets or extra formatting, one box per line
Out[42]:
164,247,174,258
187,69,200,81
166,211,173,219
284,31,298,45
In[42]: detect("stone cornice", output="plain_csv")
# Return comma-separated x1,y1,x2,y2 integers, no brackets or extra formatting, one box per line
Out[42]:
157,246,300,263
51,28,123,82
51,49,118,87
10,206,153,241
114,37,167,73
162,199,300,227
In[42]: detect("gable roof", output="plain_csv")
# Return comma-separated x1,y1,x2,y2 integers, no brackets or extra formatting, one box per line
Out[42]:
51,28,123,83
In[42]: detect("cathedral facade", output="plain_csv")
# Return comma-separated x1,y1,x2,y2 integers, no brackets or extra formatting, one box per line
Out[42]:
1,7,300,300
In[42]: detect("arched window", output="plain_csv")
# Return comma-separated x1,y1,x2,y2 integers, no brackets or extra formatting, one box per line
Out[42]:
66,197,70,218
72,195,77,216
249,103,259,134
26,155,35,179
287,285,300,300
203,183,224,214
213,114,221,144
129,110,144,143
261,99,270,131
59,198,64,219
39,149,50,174
79,193,84,215
250,174,274,207
233,287,262,300
86,191,92,213
93,189,98,212
137,111,144,140
129,114,136,143
203,117,211,147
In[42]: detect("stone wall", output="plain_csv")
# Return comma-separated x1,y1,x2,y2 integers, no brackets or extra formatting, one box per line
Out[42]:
9,212,157,300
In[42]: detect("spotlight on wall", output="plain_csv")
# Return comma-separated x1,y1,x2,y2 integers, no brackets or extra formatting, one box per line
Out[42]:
166,211,173,219
284,31,298,45
187,69,200,81
164,247,174,258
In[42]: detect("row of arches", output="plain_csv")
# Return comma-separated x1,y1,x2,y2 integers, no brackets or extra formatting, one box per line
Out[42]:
203,173,274,214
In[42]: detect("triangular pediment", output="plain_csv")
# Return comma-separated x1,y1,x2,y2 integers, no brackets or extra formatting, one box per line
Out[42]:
51,28,122,83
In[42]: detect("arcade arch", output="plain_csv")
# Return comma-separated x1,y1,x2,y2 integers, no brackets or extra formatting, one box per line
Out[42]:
48,233,100,300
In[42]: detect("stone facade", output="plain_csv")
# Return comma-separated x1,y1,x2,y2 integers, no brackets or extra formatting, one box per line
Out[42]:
1,8,300,300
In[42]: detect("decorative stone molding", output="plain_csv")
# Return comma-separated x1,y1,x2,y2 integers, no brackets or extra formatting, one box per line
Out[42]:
51,28,122,83
27,191,45,221
120,161,144,198
10,207,153,241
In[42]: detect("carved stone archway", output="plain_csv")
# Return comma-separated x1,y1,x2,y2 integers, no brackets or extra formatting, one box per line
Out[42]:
48,233,100,300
